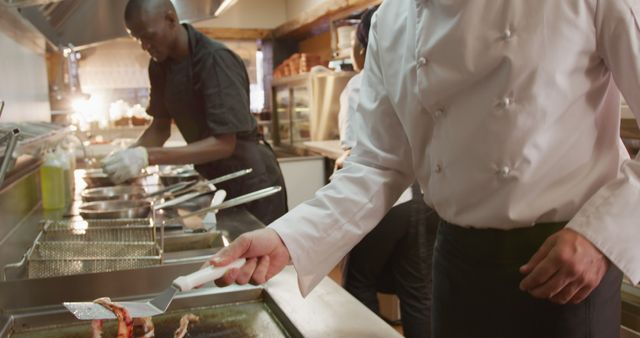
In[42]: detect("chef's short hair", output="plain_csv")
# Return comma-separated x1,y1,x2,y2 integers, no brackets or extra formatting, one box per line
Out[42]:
356,5,380,50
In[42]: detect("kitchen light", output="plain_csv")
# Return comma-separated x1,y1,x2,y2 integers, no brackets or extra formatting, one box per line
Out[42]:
71,98,90,113
214,0,239,16
71,94,107,130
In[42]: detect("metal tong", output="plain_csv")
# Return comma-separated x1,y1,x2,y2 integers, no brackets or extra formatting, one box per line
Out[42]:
163,185,282,224
0,128,20,187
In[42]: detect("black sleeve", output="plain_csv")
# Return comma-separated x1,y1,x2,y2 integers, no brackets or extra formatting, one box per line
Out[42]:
146,61,170,118
198,48,256,135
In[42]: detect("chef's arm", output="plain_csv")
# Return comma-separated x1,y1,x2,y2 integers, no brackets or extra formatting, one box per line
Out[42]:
145,133,236,165
134,117,172,148
562,0,640,284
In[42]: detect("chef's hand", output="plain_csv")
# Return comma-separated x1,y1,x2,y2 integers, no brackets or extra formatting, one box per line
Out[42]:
101,147,148,184
519,228,610,304
334,150,350,172
210,228,290,286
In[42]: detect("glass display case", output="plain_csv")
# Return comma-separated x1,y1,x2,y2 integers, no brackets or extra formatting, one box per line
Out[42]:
274,86,292,145
272,74,311,147
291,86,310,144
272,72,355,148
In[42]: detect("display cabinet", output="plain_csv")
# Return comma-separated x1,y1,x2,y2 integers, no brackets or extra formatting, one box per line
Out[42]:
272,71,355,149
272,74,309,147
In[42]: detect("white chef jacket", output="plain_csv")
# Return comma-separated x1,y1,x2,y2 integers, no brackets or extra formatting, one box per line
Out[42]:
338,71,413,205
271,0,640,297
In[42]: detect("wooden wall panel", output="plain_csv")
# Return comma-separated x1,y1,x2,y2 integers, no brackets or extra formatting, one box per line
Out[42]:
199,27,272,41
299,31,332,62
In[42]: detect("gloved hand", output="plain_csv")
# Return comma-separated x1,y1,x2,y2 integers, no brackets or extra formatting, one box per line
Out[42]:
101,147,149,184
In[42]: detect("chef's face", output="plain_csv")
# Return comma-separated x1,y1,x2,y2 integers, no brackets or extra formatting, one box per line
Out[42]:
126,13,176,62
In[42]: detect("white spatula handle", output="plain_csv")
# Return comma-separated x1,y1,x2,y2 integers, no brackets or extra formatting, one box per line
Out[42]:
173,258,246,291
211,189,227,208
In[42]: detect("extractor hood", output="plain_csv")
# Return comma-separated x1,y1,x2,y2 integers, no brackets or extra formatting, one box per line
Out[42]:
3,0,225,50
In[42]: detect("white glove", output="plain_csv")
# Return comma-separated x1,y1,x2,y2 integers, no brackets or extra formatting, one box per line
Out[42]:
101,147,149,184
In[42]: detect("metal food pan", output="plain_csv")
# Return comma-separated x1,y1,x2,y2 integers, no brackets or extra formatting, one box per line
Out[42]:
78,200,152,220
80,169,150,188
2,287,302,338
80,186,146,202
158,165,201,186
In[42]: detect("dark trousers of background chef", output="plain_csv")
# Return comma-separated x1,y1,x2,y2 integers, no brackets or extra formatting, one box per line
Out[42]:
432,220,623,338
344,183,438,338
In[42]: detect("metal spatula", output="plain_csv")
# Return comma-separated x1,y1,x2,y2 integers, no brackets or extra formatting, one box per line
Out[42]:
63,258,246,320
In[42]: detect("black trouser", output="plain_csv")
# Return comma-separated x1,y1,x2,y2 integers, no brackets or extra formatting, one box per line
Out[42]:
433,220,622,338
345,194,439,338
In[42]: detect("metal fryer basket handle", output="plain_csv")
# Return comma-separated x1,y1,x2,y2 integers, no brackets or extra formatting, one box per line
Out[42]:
164,186,282,223
0,128,20,186
2,254,27,281
2,231,41,281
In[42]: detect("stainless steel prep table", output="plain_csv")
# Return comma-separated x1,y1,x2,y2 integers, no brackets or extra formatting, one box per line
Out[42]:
0,264,401,338
0,163,402,336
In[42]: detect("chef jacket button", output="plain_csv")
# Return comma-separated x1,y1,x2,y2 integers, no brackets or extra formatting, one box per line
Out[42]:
433,108,445,118
498,166,511,177
499,97,512,108
435,164,442,173
417,57,428,68
503,29,513,40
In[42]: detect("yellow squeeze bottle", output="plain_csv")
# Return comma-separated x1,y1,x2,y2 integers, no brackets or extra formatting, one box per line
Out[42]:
40,151,66,210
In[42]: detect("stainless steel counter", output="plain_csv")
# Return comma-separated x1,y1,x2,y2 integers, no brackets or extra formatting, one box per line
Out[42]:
268,266,402,338
0,265,401,337
303,140,343,160
0,166,402,336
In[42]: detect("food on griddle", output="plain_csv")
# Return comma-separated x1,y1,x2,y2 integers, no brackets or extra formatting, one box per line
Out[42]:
173,313,199,338
87,299,197,338
92,297,134,338
133,317,155,337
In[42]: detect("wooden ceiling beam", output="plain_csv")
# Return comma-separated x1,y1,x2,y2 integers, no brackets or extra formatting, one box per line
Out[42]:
273,0,382,40
198,27,273,41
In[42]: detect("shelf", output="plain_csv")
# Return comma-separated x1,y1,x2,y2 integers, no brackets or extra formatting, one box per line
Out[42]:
332,48,352,61
279,119,310,124
272,73,311,86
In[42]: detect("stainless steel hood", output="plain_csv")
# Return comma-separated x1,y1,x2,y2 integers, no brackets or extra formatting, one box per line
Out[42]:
4,0,224,50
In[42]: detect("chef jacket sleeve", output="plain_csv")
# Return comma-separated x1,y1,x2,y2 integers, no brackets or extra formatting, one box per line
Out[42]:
146,61,170,119
566,0,640,284
199,48,255,136
269,12,416,297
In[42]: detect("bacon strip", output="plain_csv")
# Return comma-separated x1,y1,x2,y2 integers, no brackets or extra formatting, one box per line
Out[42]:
133,317,155,338
93,297,134,338
173,313,199,338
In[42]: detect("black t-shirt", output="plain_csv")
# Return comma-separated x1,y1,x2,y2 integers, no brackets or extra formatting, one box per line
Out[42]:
147,24,262,180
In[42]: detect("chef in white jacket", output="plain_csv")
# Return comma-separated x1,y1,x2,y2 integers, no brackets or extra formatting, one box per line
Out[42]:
210,1,640,337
